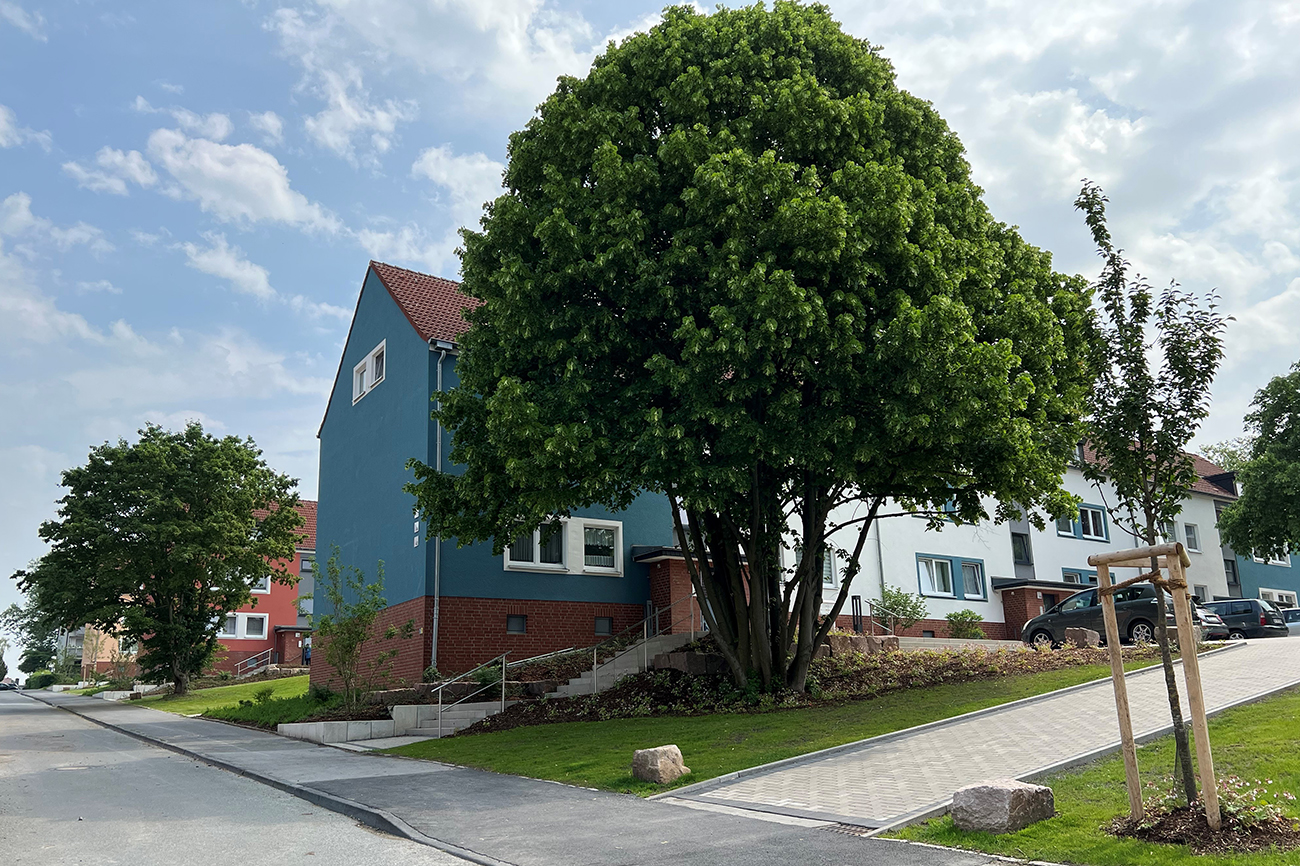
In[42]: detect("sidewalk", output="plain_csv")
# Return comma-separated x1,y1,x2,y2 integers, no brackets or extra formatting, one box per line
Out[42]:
663,638,1300,830
24,690,988,866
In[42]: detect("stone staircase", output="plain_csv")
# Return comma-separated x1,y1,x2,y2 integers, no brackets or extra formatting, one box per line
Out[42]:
392,700,518,739
552,631,695,697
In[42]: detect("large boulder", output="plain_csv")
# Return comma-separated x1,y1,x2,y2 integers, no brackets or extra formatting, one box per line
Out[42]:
1063,628,1100,649
827,634,856,656
951,779,1055,833
863,635,900,653
632,745,691,784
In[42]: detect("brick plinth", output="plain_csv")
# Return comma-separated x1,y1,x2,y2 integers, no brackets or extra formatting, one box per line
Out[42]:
309,595,430,692
434,596,646,674
646,559,705,635
834,615,1011,642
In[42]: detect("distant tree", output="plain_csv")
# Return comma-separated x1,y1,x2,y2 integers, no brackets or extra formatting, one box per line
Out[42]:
1200,437,1251,474
18,646,54,675
313,547,413,710
1217,364,1300,559
408,1,1094,693
1075,181,1230,806
1,591,61,675
0,638,9,681
18,423,302,695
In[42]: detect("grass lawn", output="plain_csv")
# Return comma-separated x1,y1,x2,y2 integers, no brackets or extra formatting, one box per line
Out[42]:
137,675,309,715
385,659,1159,796
893,686,1300,866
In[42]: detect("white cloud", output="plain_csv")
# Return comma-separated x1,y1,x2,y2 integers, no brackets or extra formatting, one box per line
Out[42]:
0,192,114,254
77,279,122,295
133,96,235,141
0,0,45,40
146,127,341,231
179,232,275,300
158,81,185,95
249,110,285,146
63,146,159,195
0,103,52,150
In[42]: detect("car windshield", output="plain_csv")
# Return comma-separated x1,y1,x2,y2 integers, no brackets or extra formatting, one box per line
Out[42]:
1285,609,1300,623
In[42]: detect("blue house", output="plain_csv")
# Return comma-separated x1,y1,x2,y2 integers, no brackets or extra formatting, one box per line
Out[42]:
315,262,677,681
1234,553,1300,609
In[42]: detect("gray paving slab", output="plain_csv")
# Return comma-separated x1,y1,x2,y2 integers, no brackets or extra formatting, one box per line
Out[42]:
26,690,990,866
671,637,1300,828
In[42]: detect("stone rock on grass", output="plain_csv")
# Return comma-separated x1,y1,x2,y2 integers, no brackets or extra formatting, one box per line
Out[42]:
632,744,691,784
828,634,856,656
1064,627,1100,648
951,779,1054,833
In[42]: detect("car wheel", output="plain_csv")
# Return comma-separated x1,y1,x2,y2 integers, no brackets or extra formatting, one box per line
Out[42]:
1228,630,1247,641
1129,620,1155,644
1030,630,1054,648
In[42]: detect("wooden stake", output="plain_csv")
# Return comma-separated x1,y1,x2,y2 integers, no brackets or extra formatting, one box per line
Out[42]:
1168,553,1221,830
1098,562,1143,819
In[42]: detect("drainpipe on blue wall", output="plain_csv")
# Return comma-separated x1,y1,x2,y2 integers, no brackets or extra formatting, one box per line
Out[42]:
429,339,455,670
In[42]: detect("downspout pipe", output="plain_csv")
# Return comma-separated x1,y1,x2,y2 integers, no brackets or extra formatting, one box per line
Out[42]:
428,338,455,670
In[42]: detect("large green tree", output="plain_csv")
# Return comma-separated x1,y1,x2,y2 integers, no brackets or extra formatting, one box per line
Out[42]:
1074,182,1229,806
18,423,303,694
409,2,1093,692
1217,364,1300,559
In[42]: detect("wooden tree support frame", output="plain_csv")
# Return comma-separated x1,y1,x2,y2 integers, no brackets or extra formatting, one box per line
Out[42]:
1088,542,1221,830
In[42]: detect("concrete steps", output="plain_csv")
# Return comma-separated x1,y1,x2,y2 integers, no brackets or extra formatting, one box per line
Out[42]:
391,700,518,739
553,632,695,697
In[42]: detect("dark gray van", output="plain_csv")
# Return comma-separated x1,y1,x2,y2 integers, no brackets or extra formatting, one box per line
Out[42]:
1201,599,1288,640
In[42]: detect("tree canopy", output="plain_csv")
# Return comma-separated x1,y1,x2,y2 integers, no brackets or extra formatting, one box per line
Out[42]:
1217,363,1300,559
409,2,1094,691
18,423,303,694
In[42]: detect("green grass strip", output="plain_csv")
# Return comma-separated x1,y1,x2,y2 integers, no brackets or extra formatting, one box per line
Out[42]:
136,675,309,716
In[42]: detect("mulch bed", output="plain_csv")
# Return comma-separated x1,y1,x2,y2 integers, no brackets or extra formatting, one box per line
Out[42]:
1110,807,1300,854
299,703,393,723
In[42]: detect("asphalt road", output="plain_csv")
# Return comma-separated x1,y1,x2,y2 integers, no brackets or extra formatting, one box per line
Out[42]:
0,691,470,866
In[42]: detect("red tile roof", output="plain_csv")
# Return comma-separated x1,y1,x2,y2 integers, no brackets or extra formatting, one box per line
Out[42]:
369,261,479,343
1079,443,1236,499
296,499,317,551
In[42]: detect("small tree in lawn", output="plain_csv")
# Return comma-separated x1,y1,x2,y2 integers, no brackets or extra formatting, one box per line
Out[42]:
18,423,303,695
313,547,413,710
878,586,927,635
1216,364,1300,560
1074,181,1230,806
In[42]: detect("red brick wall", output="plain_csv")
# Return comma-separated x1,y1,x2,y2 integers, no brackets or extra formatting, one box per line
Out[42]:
646,560,705,635
434,596,646,674
309,595,430,691
834,614,1011,641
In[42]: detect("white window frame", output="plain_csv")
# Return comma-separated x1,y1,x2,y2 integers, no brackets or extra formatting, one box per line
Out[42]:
1080,507,1107,541
918,556,955,598
1252,553,1291,567
217,614,238,639
793,545,836,587
1055,515,1074,537
1260,587,1298,607
961,561,984,599
116,634,137,656
581,520,622,574
352,339,387,403
1183,522,1201,553
250,574,271,594
241,613,269,640
504,520,569,573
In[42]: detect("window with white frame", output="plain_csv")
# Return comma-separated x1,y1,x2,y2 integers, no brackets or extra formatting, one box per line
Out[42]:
250,574,271,594
1184,523,1201,552
918,557,954,596
794,545,836,586
1056,515,1074,536
218,612,269,640
961,562,984,598
243,614,268,639
218,614,238,638
583,525,618,570
1080,507,1107,541
1261,588,1298,607
352,340,387,403
1159,520,1176,544
117,634,137,655
1252,553,1291,567
1194,584,1209,602
508,520,565,569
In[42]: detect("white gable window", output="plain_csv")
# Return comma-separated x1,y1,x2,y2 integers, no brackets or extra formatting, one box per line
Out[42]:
352,340,387,403
505,520,568,571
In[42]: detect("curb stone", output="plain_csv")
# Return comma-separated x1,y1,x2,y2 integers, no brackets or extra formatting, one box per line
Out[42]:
20,691,512,866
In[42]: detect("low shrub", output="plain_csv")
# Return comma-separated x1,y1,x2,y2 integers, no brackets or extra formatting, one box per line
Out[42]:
253,685,275,704
945,609,985,640
422,665,443,684
206,692,341,729
26,670,57,690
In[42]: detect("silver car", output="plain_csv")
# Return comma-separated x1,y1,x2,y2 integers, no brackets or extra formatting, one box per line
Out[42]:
1283,608,1300,637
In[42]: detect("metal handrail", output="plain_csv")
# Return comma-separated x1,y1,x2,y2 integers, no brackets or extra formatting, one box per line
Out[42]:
585,591,702,694
429,650,509,738
234,648,274,677
504,646,576,670
863,599,915,636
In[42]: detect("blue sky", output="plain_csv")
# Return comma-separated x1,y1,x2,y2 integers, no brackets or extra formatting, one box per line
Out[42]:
3,0,1299,672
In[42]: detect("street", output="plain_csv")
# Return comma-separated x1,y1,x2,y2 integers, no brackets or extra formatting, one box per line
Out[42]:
0,692,468,866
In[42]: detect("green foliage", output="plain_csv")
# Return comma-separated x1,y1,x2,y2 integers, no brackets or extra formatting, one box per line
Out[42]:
1200,437,1252,474
0,655,8,681
15,423,303,696
253,685,275,704
408,1,1094,694
206,692,340,729
138,674,308,715
1218,364,1300,560
878,586,927,634
18,646,55,675
422,665,443,684
26,669,57,689
944,609,985,640
314,546,414,709
1,590,62,674
217,670,233,682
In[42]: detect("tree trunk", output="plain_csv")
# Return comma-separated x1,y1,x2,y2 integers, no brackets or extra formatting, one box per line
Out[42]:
1146,531,1197,805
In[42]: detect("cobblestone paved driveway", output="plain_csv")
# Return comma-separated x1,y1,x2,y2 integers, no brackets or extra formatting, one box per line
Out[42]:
667,638,1300,828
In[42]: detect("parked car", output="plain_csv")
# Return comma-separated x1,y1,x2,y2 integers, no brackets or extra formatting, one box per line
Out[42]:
1022,584,1227,646
0,682,15,690
1202,599,1289,640
1279,607,1300,637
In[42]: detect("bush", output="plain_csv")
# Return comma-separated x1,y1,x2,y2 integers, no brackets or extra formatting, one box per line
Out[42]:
422,665,443,683
207,692,341,729
307,683,335,702
217,670,233,682
878,586,927,634
26,670,57,690
945,609,985,640
253,685,275,704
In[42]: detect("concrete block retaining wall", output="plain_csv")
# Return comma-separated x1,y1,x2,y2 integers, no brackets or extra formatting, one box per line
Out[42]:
277,719,399,744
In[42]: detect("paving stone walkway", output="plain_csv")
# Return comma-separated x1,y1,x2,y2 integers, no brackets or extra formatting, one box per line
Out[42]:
668,638,1300,829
